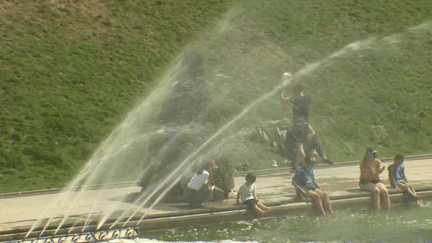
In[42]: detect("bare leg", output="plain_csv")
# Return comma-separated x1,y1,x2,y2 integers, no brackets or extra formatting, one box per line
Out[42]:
306,190,325,216
404,184,420,199
407,185,417,196
315,189,333,215
397,183,420,202
362,182,381,211
257,201,271,211
253,204,271,217
407,184,421,201
376,183,391,210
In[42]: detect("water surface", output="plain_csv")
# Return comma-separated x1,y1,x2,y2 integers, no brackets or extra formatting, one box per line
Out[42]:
130,202,432,242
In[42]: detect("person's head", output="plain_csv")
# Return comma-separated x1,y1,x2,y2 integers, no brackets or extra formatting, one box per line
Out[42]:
245,172,256,185
309,133,318,141
304,156,317,169
206,159,218,171
197,159,218,174
365,147,377,160
293,84,304,96
394,154,404,165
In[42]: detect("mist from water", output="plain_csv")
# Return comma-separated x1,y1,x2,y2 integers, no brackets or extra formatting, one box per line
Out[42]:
25,0,432,237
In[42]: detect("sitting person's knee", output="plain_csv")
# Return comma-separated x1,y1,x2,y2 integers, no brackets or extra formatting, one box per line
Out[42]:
371,187,380,195
308,191,320,200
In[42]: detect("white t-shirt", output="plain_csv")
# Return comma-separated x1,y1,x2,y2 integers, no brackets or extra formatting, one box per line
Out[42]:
238,182,255,203
187,170,210,191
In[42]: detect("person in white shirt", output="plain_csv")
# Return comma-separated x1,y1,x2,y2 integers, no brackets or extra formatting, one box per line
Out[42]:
183,159,218,208
236,172,271,217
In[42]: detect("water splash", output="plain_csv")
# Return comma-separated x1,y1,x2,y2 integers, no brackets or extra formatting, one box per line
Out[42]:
25,0,432,236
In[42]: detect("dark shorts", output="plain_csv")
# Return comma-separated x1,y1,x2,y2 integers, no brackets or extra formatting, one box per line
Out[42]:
293,121,308,145
360,179,381,185
183,186,211,206
243,199,257,211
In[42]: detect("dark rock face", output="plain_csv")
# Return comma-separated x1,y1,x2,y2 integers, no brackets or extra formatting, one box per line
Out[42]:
139,52,233,199
158,52,208,126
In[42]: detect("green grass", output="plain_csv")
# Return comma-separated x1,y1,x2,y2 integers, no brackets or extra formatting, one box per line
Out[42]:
1,0,432,193
191,0,432,169
0,0,234,192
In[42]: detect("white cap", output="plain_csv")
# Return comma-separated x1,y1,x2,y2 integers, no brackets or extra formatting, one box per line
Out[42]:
282,72,292,85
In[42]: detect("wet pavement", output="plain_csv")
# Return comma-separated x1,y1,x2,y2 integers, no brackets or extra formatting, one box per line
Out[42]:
1,156,432,240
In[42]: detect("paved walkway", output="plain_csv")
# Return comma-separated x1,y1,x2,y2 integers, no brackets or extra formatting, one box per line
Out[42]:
1,157,432,240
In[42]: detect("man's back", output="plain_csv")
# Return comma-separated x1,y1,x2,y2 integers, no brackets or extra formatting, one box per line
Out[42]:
292,95,311,122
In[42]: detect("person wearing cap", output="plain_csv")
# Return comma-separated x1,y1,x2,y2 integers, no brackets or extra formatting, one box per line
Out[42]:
292,144,333,216
183,159,218,208
359,147,391,211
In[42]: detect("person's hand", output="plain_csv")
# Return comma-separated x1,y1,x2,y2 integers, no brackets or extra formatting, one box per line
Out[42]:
310,133,318,140
280,91,290,101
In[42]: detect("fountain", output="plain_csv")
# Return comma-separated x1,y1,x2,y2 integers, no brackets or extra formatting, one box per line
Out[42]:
6,1,432,241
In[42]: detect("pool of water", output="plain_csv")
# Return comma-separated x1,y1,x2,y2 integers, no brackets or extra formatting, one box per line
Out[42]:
133,201,432,243
105,202,432,242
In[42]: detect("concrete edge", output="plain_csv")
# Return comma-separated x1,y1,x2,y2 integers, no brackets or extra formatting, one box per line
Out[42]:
2,154,431,200
2,188,432,241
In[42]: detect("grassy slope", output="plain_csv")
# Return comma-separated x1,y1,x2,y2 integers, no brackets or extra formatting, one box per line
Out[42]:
1,0,432,193
190,0,432,171
0,0,233,193
204,0,432,169
254,0,432,161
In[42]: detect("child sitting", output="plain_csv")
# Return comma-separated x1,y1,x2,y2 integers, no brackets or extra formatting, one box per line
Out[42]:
388,154,420,203
236,172,272,217
292,144,333,216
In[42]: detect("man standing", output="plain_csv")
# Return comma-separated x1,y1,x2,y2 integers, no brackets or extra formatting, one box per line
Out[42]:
281,84,311,167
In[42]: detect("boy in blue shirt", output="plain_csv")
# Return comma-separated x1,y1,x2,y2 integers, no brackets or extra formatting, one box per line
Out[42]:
388,154,420,203
292,144,333,216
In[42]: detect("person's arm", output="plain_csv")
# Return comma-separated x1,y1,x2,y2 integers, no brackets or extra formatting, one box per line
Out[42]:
202,171,212,188
313,179,322,190
388,165,396,188
402,166,408,182
373,159,385,176
308,124,316,135
379,159,386,173
292,178,308,197
207,171,215,186
280,91,292,102
252,187,259,202
311,168,322,190
296,144,306,165
236,190,241,205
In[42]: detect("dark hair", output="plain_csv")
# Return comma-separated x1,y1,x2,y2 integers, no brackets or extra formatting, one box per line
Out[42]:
293,84,303,96
366,147,377,157
306,156,316,166
245,172,256,183
394,154,404,162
